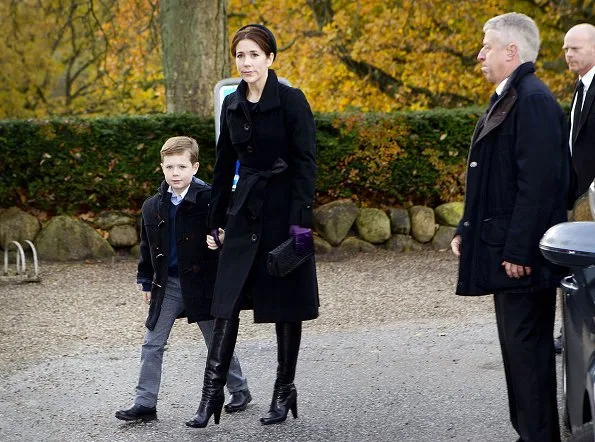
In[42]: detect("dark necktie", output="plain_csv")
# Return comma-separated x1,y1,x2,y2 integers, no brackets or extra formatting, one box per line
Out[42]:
488,92,498,111
572,80,584,145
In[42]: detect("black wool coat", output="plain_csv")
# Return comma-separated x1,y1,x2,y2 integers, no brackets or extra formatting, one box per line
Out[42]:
137,180,218,330
456,62,569,296
208,69,319,322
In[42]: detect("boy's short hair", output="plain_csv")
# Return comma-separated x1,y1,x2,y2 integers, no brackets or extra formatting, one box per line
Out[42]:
160,136,199,163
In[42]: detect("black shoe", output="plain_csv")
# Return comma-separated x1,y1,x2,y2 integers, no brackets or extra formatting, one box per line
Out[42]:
554,334,562,355
224,389,252,413
185,397,224,428
260,383,298,425
115,404,157,421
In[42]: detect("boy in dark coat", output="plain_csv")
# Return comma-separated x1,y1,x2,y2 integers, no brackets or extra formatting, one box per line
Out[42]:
115,136,251,422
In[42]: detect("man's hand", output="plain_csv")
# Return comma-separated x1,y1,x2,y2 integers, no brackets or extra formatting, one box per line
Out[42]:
142,291,151,304
450,235,461,257
502,261,532,279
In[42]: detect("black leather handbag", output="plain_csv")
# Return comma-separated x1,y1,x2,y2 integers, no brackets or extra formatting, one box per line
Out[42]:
267,238,313,278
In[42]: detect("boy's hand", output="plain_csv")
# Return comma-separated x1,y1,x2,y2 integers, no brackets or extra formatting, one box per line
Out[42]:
142,291,151,304
206,228,225,250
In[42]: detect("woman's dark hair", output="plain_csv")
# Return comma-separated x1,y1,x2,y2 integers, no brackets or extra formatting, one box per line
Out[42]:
231,24,277,60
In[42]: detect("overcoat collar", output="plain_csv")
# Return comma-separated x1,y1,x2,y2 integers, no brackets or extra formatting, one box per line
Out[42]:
473,62,535,144
226,69,281,113
157,180,208,205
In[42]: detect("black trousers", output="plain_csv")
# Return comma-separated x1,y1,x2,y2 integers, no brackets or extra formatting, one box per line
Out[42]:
494,288,560,442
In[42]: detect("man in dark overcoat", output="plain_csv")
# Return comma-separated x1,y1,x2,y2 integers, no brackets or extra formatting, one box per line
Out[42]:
450,13,568,442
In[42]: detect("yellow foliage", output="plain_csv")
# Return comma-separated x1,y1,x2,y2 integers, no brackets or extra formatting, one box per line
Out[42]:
0,0,163,118
0,0,581,118
228,0,576,112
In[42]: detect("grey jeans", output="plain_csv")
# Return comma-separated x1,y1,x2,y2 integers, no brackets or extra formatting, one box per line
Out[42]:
135,277,248,408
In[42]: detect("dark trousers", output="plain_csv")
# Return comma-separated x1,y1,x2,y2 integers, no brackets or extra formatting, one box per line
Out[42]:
494,288,560,442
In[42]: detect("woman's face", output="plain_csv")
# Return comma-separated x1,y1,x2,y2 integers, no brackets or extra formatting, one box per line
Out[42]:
235,38,274,86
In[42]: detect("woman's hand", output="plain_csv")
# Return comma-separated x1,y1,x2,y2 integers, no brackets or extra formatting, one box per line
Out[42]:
289,225,313,255
206,228,225,250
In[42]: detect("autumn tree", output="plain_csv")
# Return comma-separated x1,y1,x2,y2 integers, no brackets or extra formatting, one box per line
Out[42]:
160,0,229,116
1,0,592,118
227,0,588,111
0,0,162,118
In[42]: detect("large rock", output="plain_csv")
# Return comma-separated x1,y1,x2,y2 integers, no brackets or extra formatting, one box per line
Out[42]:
387,208,411,234
0,207,41,249
35,216,115,261
313,200,359,246
130,244,141,258
409,206,436,243
108,225,138,248
337,237,376,254
410,239,424,252
93,211,135,230
355,208,391,244
431,226,457,251
313,235,332,254
384,234,424,252
434,202,464,227
384,234,413,252
571,193,594,221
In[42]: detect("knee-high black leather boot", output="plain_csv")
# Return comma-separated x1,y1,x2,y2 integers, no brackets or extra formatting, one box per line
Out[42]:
260,321,302,425
186,317,239,428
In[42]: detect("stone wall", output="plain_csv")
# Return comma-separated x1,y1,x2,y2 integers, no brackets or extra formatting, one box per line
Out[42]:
313,200,463,257
1,194,593,262
0,201,464,262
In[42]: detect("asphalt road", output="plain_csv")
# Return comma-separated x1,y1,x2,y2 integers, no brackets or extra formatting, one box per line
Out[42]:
0,252,564,441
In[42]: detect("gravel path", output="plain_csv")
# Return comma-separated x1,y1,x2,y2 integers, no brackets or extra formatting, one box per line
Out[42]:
0,250,491,376
0,250,565,441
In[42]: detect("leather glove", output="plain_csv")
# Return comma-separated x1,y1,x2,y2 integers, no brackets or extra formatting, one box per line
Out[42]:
289,225,313,256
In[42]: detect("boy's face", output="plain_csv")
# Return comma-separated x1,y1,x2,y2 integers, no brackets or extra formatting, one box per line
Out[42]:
161,151,199,195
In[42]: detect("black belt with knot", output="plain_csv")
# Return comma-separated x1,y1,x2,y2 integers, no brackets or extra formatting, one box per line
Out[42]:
227,157,288,218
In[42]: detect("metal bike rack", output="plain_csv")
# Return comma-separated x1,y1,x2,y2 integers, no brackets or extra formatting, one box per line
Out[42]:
3,240,40,282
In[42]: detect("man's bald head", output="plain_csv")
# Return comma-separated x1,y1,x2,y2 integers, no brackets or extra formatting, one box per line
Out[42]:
564,23,595,76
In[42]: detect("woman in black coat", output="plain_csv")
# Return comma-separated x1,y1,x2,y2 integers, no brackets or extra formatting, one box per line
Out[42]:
186,24,319,429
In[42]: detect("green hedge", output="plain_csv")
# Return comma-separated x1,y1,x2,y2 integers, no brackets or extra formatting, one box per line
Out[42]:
0,109,484,214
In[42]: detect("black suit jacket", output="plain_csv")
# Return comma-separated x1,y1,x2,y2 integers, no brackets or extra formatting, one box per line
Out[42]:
571,78,595,197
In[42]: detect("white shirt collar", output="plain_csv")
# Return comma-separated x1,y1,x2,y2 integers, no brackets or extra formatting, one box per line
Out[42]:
579,66,595,91
495,77,509,96
168,184,190,204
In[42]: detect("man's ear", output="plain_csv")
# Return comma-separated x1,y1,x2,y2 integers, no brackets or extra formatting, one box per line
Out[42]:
506,43,518,60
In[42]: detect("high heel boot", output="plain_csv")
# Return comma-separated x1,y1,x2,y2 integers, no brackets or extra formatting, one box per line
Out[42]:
260,321,302,425
186,317,239,428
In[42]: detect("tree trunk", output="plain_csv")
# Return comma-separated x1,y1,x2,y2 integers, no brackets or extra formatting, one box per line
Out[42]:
160,0,229,116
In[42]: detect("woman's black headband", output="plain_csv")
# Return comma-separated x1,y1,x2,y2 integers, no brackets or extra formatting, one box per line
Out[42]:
238,23,277,59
